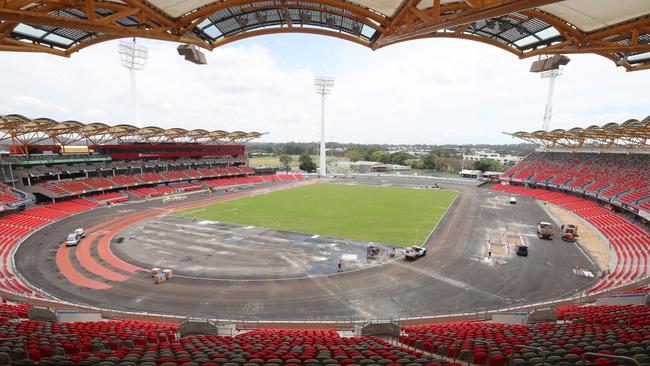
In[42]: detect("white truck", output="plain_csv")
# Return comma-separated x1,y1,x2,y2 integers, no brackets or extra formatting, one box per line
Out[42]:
65,228,85,247
404,246,427,260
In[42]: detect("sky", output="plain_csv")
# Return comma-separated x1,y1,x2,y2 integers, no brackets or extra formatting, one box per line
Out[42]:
0,34,649,145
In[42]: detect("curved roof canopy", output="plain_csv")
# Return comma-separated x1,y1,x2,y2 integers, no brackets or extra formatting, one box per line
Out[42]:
506,115,650,148
0,114,264,146
0,0,649,71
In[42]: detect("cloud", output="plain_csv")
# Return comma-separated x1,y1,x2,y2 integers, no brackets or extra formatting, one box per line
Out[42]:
11,96,70,115
81,109,108,121
0,35,648,144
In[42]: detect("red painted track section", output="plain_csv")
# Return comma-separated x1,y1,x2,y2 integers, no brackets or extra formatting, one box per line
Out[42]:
54,182,313,289
75,230,129,282
95,210,162,274
55,244,112,290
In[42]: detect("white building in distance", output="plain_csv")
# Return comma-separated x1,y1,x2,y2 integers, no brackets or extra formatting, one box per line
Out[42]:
462,150,523,165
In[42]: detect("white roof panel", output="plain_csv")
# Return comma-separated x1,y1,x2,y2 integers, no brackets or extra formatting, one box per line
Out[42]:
150,0,220,18
539,0,650,33
149,0,430,18
348,0,402,17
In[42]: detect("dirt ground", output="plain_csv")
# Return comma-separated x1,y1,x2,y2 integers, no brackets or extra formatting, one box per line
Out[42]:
545,203,612,271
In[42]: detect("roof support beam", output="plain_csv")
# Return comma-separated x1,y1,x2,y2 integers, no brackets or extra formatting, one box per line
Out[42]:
0,7,212,49
85,0,95,21
374,0,563,48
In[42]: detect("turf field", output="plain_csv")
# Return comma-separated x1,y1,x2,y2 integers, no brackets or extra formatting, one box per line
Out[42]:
173,183,457,246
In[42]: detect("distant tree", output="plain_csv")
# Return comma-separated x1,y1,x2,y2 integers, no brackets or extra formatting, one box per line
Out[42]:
282,142,305,156
279,154,292,170
345,147,368,162
473,159,502,172
299,154,312,164
299,157,318,172
421,153,437,170
371,150,391,163
390,151,413,165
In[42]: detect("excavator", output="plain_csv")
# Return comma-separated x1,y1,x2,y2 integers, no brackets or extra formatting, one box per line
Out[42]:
561,223,579,242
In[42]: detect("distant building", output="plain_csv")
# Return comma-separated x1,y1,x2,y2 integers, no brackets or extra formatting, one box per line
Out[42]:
347,161,411,173
462,150,523,165
459,169,482,179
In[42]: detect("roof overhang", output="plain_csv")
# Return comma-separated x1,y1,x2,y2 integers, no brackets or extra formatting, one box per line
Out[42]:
506,115,650,149
0,0,649,71
0,114,265,146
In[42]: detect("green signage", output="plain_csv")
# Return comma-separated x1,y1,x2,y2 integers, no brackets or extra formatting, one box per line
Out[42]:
20,157,112,165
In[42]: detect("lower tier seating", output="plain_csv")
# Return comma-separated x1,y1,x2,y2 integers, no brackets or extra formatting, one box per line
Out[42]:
0,307,436,366
401,302,650,366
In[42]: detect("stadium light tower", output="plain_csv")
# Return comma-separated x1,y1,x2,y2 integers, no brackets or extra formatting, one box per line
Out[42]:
314,76,334,177
119,38,148,127
530,55,570,131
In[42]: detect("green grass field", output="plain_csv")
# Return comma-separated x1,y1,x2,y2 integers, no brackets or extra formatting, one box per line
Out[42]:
173,183,457,246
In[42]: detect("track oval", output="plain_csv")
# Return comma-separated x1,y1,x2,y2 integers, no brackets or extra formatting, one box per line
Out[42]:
15,177,597,321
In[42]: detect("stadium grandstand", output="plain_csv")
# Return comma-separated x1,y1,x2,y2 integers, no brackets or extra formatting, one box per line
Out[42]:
0,114,270,208
1,1,650,366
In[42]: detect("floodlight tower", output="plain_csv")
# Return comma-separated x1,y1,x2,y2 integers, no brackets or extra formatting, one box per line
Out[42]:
314,76,334,177
530,55,570,131
119,38,148,127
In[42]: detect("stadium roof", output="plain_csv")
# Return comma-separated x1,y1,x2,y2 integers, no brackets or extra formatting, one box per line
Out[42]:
506,115,650,149
0,0,649,71
0,114,264,147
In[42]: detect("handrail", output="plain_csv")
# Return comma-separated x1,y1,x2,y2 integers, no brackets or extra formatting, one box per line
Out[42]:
581,352,640,366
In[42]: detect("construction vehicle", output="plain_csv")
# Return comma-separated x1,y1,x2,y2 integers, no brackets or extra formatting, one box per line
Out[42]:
561,223,579,242
506,232,528,257
488,231,528,257
537,221,554,239
366,245,381,259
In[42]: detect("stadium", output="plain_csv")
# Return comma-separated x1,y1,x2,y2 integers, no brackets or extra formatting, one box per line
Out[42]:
1,0,650,366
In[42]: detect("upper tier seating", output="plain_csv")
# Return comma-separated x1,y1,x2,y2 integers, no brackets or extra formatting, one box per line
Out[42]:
501,152,650,208
161,170,188,181
133,172,165,183
81,176,116,190
492,185,650,292
37,182,67,196
110,174,142,186
55,180,93,193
